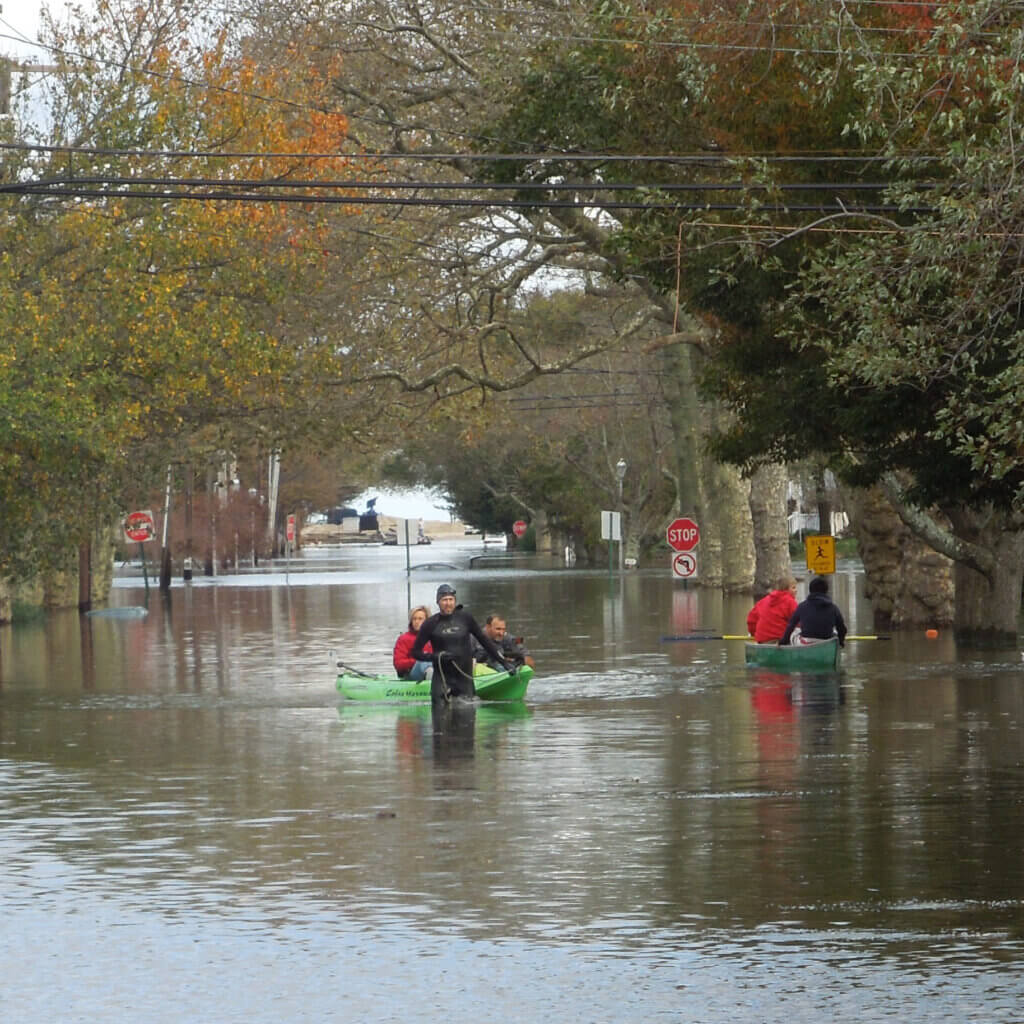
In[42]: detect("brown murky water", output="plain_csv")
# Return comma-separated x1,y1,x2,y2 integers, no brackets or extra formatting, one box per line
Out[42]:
2,540,1023,1022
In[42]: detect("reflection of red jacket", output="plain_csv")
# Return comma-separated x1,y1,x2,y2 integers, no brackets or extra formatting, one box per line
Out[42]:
747,590,798,643
393,630,432,674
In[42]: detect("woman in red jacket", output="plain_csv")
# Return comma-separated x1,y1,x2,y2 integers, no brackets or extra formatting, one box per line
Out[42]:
746,576,798,643
393,605,432,680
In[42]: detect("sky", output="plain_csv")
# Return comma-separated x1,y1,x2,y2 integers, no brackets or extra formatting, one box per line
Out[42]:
0,1,48,61
352,488,453,522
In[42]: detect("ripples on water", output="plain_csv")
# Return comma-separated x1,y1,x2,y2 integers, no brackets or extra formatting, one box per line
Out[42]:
2,555,1024,1021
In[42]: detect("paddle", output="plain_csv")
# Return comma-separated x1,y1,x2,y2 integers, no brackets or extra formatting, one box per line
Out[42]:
334,658,374,678
660,633,890,642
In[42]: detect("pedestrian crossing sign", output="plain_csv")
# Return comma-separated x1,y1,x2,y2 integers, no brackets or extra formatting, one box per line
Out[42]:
804,534,836,575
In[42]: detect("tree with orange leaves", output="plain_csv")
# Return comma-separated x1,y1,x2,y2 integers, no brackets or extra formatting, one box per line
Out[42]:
0,0,363,581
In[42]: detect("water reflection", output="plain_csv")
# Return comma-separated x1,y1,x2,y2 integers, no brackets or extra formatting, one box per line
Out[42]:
1,550,1024,1021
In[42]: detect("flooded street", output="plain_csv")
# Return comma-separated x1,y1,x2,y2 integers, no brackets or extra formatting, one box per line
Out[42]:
2,539,1023,1022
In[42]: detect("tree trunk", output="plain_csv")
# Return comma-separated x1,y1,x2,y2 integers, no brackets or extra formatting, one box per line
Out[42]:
814,464,832,537
184,465,194,581
660,341,760,589
707,457,754,591
661,343,707,545
77,541,91,612
946,507,1024,647
841,485,954,630
531,508,552,554
748,463,791,599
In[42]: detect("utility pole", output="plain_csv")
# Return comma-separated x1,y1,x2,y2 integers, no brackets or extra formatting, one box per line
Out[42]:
0,54,61,116
1,58,10,116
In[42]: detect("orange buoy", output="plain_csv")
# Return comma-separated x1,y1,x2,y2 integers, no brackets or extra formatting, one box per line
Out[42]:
925,628,938,639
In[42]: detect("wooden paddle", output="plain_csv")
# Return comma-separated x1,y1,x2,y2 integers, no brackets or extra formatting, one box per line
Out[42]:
660,633,890,642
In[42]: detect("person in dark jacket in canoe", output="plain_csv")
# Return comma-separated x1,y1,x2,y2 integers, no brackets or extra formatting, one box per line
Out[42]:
780,576,847,647
471,614,535,670
746,575,799,643
411,584,510,701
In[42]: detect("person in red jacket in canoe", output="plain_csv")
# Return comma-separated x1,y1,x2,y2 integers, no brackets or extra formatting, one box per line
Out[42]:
746,575,799,644
393,605,433,681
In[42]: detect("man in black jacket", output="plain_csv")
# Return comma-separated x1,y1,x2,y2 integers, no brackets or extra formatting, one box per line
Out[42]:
411,584,509,701
780,576,848,647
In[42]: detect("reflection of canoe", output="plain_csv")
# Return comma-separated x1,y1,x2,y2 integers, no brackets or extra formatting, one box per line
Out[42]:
336,665,533,702
744,637,840,671
337,701,532,723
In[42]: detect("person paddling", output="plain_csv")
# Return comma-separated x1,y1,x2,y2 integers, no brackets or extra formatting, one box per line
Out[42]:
411,584,510,702
780,576,847,647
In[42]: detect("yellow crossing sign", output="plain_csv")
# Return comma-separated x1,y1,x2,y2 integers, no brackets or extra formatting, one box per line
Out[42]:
804,534,836,575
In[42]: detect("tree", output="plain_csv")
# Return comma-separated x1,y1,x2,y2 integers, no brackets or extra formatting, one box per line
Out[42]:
379,287,679,561
680,1,1024,643
217,0,765,588
0,0,367,583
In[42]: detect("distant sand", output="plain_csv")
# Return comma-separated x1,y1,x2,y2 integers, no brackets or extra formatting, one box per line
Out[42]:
302,516,473,543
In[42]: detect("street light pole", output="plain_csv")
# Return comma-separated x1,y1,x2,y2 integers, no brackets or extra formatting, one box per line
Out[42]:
615,458,627,571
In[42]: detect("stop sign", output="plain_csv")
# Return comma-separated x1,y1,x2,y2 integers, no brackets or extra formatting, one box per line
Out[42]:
124,510,156,543
667,517,700,552
512,519,528,538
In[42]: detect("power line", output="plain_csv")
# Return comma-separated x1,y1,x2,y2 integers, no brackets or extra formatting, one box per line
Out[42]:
1,173,936,194
0,139,947,164
0,181,937,214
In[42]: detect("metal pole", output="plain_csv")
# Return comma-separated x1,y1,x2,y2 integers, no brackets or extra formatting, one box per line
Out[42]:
615,459,627,572
159,464,172,590
139,541,149,595
617,479,624,572
608,521,613,581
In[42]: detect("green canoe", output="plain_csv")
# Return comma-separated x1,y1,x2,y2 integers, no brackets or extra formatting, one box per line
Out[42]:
744,637,840,671
336,664,533,702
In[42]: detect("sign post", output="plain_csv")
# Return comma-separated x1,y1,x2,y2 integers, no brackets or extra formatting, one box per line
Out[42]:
666,517,700,582
124,510,156,594
285,513,296,580
601,510,621,579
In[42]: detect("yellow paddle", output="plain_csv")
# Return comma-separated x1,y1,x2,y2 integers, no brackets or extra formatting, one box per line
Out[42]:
661,633,889,642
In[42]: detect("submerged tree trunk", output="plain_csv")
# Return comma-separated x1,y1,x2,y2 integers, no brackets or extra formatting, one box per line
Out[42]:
877,476,1022,645
945,508,1024,647
707,457,755,592
661,342,705,526
842,485,954,630
662,341,755,589
813,464,832,538
748,463,791,599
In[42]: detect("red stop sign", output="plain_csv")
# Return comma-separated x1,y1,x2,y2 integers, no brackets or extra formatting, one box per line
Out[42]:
512,519,528,537
124,510,155,543
667,517,700,552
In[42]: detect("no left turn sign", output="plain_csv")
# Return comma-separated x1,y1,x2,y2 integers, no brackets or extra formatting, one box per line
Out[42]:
671,551,698,579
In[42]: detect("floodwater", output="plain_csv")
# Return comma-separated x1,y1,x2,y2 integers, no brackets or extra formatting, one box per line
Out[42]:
2,539,1023,1023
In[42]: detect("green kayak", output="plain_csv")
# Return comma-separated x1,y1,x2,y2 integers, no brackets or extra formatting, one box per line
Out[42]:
744,637,840,671
336,664,533,702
